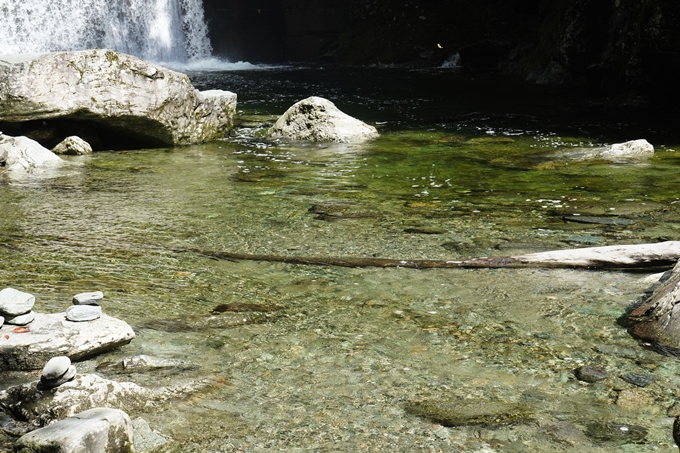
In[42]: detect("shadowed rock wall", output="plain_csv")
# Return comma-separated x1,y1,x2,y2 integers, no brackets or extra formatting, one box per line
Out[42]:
202,0,680,100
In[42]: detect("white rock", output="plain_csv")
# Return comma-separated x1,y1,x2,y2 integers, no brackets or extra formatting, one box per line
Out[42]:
600,139,654,159
14,407,134,453
42,356,72,380
0,312,135,370
72,291,104,305
38,365,77,390
267,96,379,143
66,305,103,322
0,50,237,146
4,310,35,326
52,136,93,155
0,315,4,326
0,133,61,172
0,287,36,316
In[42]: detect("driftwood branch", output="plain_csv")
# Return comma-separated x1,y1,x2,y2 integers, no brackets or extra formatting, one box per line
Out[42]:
180,241,680,270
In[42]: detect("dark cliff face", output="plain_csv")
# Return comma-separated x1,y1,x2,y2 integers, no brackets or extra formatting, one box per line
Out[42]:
202,0,680,101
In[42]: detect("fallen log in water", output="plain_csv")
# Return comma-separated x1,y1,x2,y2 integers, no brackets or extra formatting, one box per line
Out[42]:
181,241,680,270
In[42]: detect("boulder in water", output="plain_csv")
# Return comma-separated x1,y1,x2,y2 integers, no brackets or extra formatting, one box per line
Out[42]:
51,136,93,155
0,50,236,148
0,134,61,172
267,96,379,143
627,260,680,356
599,139,654,159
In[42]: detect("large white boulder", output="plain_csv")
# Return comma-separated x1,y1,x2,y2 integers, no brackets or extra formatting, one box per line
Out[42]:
0,50,236,147
267,96,379,143
0,133,61,171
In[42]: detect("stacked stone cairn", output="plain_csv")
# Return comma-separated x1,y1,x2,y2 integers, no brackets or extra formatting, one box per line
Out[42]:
67,291,104,322
0,287,36,327
37,356,77,390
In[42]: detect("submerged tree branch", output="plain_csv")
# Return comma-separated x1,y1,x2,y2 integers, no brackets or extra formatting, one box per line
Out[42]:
179,241,680,270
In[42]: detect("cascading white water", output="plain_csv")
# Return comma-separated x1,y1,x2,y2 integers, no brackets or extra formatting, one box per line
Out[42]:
0,0,212,62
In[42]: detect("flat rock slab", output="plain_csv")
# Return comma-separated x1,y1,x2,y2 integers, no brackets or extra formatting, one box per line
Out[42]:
0,313,135,370
14,407,134,453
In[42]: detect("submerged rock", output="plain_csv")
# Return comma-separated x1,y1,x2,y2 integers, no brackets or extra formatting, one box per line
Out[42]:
0,50,236,147
405,399,531,427
14,407,134,453
132,417,171,453
267,96,379,143
0,313,135,370
0,134,61,172
575,365,608,383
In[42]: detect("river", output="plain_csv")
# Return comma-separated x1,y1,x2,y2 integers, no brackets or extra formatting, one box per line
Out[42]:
2,66,680,452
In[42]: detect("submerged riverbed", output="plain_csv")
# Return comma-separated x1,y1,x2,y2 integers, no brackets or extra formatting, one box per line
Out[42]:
2,67,680,451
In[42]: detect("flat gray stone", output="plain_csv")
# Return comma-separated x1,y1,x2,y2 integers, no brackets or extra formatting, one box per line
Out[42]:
72,291,104,305
66,304,102,322
4,310,35,325
0,287,35,316
0,312,135,370
13,407,134,453
38,365,77,390
41,356,71,380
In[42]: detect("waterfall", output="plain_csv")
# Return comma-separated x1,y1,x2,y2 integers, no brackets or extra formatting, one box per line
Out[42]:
0,0,212,62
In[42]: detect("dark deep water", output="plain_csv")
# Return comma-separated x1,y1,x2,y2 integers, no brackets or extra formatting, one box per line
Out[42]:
2,66,680,452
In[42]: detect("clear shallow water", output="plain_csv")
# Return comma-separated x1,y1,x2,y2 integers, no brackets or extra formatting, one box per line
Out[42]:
2,68,680,451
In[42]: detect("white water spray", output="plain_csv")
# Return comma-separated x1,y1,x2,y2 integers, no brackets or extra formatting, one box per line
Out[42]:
0,0,212,62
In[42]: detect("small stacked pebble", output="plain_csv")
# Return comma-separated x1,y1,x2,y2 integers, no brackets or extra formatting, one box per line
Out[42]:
66,291,103,322
0,287,36,327
37,356,77,390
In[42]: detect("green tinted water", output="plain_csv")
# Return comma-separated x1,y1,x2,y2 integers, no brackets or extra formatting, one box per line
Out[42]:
2,68,680,451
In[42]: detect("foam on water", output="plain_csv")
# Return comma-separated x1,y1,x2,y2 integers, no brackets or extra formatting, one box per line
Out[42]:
0,0,212,62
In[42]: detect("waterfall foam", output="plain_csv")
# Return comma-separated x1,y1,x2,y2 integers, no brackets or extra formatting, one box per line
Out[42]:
0,0,212,63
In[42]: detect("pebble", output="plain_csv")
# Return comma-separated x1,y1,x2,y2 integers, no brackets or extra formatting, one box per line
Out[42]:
37,365,77,390
0,288,35,316
66,305,102,322
585,422,647,445
41,356,72,380
620,371,658,388
72,291,104,306
4,311,35,326
575,365,608,383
